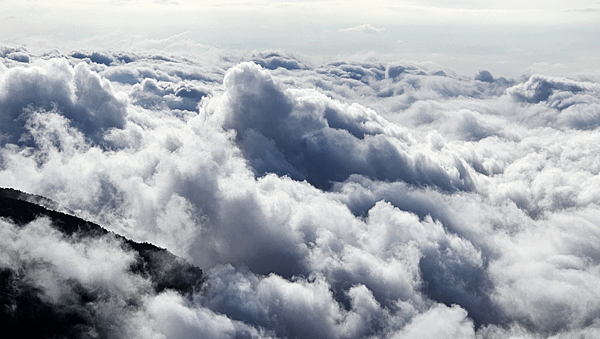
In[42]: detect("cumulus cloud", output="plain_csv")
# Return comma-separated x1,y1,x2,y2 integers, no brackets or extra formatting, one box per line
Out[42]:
250,51,309,71
2,46,600,338
340,24,386,34
129,77,209,111
0,58,127,146
210,62,473,191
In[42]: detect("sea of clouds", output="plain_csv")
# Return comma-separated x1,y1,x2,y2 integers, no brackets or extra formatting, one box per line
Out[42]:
2,45,600,338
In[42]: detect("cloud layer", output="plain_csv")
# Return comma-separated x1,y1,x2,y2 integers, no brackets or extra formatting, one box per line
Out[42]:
2,47,600,338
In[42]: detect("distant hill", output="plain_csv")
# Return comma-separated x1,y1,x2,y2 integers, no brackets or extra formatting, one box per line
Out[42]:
0,187,204,338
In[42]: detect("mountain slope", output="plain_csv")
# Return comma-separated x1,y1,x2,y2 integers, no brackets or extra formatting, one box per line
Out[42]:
0,187,204,339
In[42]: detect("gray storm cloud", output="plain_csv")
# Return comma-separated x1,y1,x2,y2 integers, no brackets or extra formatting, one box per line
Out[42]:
1,47,600,338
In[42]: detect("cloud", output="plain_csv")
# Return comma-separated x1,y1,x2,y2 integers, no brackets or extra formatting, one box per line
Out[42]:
71,50,116,66
211,62,474,191
0,58,127,146
506,75,600,130
132,32,212,54
390,304,475,339
129,78,209,111
475,70,494,83
6,52,30,63
3,47,600,338
339,24,386,34
250,52,309,71
508,74,592,104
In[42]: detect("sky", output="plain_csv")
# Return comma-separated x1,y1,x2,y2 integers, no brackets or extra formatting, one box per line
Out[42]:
2,1,600,339
2,0,600,77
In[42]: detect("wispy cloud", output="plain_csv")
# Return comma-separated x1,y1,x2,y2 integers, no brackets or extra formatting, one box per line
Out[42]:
339,23,385,34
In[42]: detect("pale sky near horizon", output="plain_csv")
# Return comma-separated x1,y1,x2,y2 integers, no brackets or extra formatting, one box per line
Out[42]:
2,0,600,77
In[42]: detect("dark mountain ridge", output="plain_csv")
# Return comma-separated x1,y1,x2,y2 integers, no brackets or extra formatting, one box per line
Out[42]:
0,187,204,338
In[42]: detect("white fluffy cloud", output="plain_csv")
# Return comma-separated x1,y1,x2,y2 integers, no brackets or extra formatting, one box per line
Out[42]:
2,47,600,338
